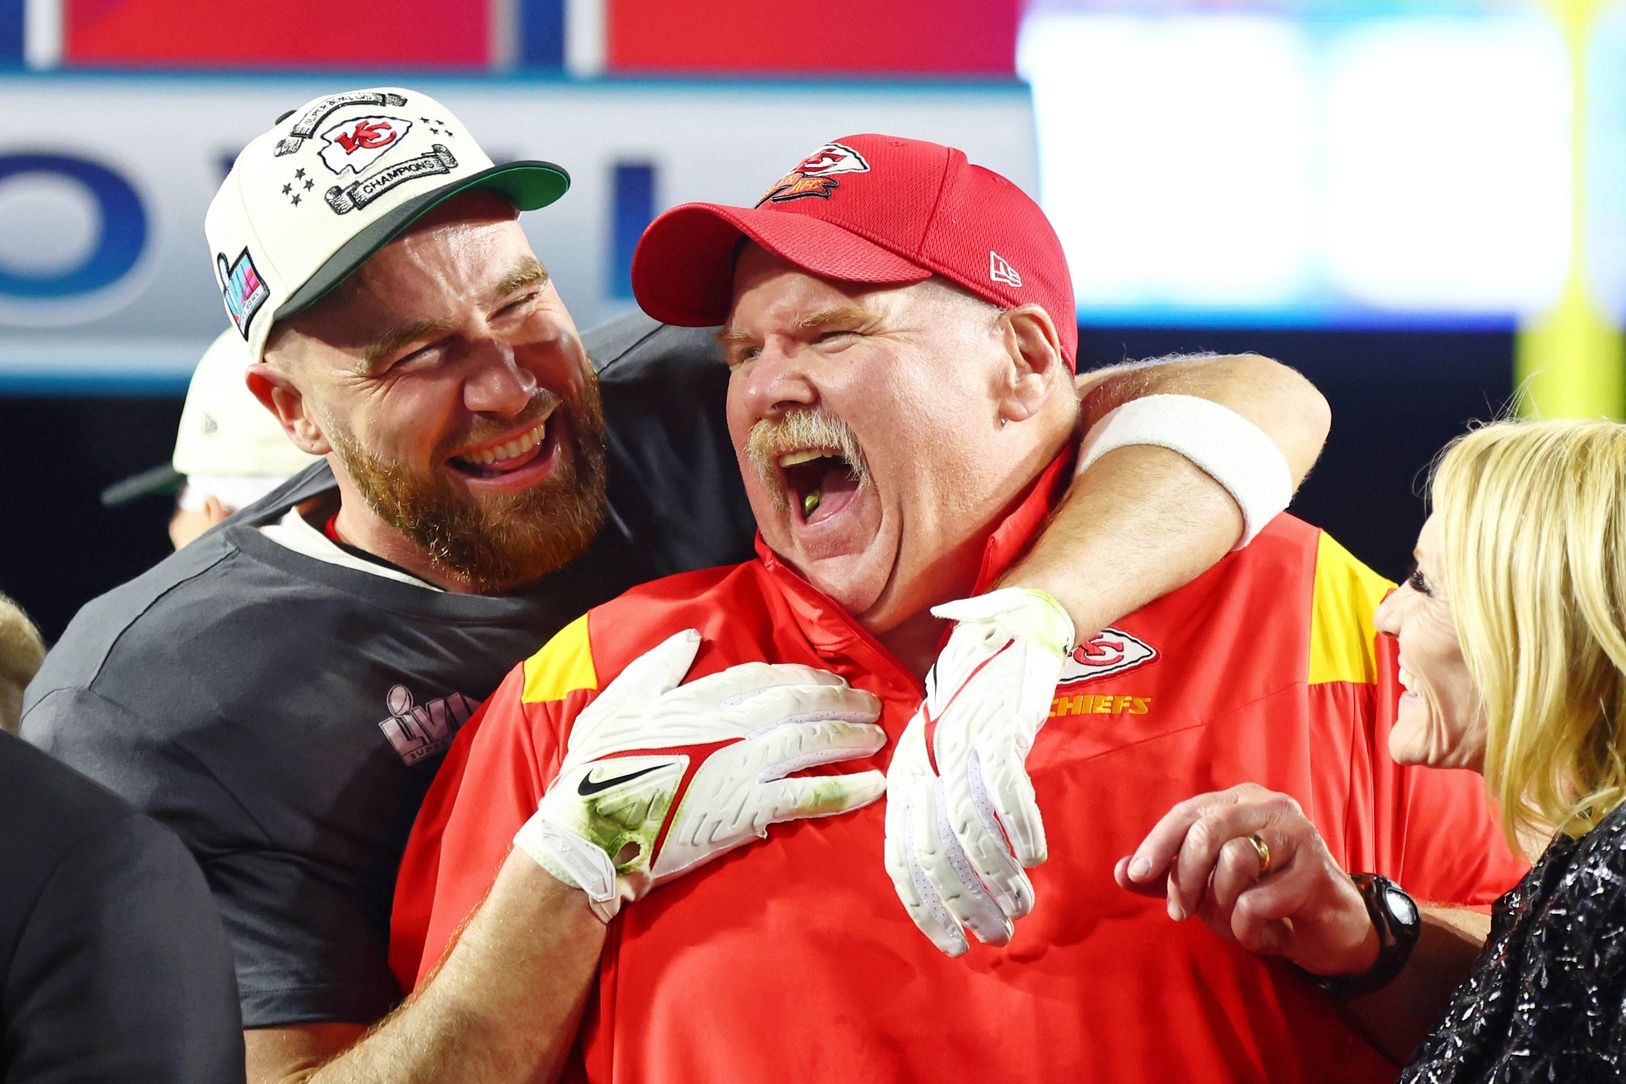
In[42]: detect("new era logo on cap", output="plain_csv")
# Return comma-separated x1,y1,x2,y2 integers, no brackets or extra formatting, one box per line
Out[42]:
205,86,571,364
989,251,1022,288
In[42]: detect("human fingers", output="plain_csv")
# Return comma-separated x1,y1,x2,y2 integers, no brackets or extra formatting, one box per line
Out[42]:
1231,841,1375,975
752,720,887,781
1165,787,1305,920
760,769,887,826
1113,854,1167,898
1178,835,1306,956
1207,831,1278,916
1119,788,1246,891
912,776,1012,948
884,741,970,957
941,743,1035,922
1229,895,1295,958
1123,782,1290,887
589,628,701,714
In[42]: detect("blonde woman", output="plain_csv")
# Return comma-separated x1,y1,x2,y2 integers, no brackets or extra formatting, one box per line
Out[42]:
1117,418,1626,1080
0,592,45,733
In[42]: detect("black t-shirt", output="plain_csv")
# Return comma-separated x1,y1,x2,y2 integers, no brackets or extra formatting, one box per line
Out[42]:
20,314,755,1027
0,730,244,1081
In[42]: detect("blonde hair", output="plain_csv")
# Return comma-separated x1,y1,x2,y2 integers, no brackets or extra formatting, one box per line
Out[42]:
0,592,46,734
1430,419,1626,844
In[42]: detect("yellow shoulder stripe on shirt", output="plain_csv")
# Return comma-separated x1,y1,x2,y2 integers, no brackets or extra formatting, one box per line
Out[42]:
521,614,601,704
1308,532,1394,686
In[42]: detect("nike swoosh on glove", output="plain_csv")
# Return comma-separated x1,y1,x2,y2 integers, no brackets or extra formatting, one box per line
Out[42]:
515,629,886,922
884,587,1074,956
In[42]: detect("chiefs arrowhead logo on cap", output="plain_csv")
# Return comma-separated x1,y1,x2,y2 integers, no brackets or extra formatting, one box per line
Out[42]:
1059,628,1158,685
757,141,871,205
318,115,413,176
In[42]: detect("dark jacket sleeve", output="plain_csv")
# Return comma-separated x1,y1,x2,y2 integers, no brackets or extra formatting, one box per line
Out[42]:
2,811,245,1083
22,685,404,1029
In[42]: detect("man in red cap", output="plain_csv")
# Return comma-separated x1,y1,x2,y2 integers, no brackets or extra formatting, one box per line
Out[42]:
378,134,1522,1081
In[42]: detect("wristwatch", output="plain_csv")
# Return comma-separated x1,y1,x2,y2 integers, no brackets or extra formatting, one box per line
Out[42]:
1311,873,1421,1000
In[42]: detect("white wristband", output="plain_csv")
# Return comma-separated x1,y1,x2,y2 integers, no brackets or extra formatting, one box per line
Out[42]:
1076,394,1292,549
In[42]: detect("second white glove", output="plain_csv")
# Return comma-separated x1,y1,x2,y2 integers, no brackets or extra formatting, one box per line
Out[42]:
884,588,1074,956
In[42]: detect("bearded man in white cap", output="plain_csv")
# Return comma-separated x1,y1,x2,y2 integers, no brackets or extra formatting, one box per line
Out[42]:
23,89,1332,1082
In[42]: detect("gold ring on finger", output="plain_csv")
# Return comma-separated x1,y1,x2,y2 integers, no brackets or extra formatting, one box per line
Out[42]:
1245,832,1272,876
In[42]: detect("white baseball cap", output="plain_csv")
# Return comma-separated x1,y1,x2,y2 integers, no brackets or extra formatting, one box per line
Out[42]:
205,86,570,363
100,329,321,508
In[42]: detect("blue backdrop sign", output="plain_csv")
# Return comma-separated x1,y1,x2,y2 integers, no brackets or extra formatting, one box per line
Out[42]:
0,75,1035,390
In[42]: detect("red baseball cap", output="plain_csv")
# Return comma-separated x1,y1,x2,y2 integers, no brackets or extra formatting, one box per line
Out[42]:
630,133,1077,370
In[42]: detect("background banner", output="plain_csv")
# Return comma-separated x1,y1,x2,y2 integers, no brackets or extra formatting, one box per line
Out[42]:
0,75,1035,387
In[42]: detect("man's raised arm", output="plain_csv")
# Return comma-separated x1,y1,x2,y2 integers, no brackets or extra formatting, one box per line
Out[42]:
1010,351,1329,634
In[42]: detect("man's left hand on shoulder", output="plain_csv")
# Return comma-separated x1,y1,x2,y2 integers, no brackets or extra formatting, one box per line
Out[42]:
882,587,1074,956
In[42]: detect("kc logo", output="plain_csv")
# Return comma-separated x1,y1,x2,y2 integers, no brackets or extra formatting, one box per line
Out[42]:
318,115,413,176
1058,628,1158,685
757,140,870,205
793,142,870,177
336,120,396,154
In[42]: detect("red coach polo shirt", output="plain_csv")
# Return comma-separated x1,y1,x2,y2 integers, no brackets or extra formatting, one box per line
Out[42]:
392,457,1524,1082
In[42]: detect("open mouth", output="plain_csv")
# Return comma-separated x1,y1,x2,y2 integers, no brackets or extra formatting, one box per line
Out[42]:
449,420,550,479
778,447,863,525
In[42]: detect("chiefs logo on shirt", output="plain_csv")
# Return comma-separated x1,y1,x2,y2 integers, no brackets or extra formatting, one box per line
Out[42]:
1060,628,1157,684
1050,629,1158,719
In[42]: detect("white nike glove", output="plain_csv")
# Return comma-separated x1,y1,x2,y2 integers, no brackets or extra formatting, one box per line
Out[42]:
883,587,1074,956
515,629,886,922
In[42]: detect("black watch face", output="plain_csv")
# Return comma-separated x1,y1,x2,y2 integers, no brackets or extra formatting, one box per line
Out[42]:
1383,884,1420,931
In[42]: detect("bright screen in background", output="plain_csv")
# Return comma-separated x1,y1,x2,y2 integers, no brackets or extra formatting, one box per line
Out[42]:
1594,2,1626,322
1017,2,1609,327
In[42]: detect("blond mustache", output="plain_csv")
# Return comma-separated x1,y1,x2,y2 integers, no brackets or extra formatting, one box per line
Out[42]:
746,410,870,513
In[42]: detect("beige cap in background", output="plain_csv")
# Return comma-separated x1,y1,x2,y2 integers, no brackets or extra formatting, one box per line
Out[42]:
100,329,319,509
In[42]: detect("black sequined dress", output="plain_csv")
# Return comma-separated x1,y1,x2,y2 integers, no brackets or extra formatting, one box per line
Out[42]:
1401,802,1626,1082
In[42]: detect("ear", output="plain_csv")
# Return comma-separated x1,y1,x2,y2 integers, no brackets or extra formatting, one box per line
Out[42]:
994,304,1069,426
246,361,333,456
201,494,233,527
